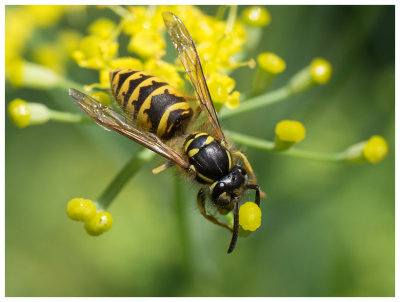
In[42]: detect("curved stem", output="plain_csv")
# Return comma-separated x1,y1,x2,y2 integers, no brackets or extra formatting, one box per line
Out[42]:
219,86,292,120
226,130,347,162
49,110,93,124
96,148,155,210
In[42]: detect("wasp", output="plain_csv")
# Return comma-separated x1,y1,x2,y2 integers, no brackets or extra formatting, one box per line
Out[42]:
69,12,263,253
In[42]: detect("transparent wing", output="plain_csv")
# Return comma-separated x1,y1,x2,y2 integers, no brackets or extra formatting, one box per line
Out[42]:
162,11,226,142
69,88,190,171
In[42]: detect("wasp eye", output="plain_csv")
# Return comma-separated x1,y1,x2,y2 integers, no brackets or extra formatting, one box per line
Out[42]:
238,167,247,175
212,182,226,199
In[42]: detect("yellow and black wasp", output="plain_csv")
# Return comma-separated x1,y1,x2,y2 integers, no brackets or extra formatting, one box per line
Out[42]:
69,12,263,253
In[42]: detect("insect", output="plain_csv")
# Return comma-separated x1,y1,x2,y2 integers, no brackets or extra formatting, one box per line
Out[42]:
69,12,263,253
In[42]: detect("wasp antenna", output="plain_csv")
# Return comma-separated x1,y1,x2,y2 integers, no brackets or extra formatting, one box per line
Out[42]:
227,196,240,254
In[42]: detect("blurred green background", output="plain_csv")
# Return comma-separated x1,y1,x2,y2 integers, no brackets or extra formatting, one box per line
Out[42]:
5,5,394,297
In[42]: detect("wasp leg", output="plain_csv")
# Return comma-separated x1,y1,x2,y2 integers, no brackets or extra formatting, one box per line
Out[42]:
227,196,239,253
233,151,267,199
197,188,233,232
152,161,174,175
246,184,261,206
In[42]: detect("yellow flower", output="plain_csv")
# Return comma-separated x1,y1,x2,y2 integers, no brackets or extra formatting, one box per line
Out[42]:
8,99,30,128
207,73,236,104
5,8,35,63
89,91,111,106
6,60,64,90
257,52,286,74
242,6,271,27
275,120,306,143
25,5,65,28
310,58,332,84
363,135,388,163
110,57,143,70
72,35,118,69
127,29,165,59
84,211,113,236
67,198,97,222
122,6,164,36
226,91,241,109
88,18,117,39
6,59,24,88
239,202,262,231
57,30,83,57
31,43,65,75
144,59,184,89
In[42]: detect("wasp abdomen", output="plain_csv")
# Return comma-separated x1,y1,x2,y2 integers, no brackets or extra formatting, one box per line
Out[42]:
110,69,193,140
184,132,232,183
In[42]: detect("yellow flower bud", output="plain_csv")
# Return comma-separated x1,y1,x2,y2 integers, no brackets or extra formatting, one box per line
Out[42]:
207,73,236,103
6,58,24,88
110,57,143,70
84,211,113,236
8,98,51,128
310,58,332,84
88,18,116,39
242,6,271,27
31,43,64,75
144,59,184,89
72,36,118,69
363,135,388,163
226,91,241,109
275,120,306,143
8,99,30,128
26,5,65,28
257,52,286,74
239,202,262,231
128,29,165,59
57,30,82,56
67,198,97,222
89,91,111,106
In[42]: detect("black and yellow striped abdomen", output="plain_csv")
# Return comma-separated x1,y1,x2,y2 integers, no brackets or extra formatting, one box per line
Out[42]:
184,132,232,184
110,69,193,140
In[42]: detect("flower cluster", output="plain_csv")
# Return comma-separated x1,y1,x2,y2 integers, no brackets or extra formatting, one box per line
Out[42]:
67,198,113,236
6,6,83,86
71,5,257,108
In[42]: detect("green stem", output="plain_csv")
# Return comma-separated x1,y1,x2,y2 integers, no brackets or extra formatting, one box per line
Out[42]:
226,130,347,162
49,110,93,124
107,5,130,18
226,5,238,33
219,86,292,120
57,78,82,91
174,177,192,278
96,148,155,210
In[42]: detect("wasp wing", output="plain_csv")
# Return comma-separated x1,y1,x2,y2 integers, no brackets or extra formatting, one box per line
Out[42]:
69,88,190,171
162,11,226,142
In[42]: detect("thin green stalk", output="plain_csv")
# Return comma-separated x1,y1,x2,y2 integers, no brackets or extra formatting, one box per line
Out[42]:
219,86,292,120
227,130,347,162
49,110,93,124
174,177,192,278
57,78,83,91
226,5,238,33
96,148,155,210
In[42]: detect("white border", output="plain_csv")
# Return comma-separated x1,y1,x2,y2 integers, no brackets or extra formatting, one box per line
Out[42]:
2,1,397,301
